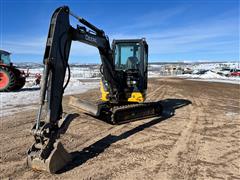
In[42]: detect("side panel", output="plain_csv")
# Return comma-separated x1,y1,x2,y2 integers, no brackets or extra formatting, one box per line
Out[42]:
100,79,109,101
127,92,144,102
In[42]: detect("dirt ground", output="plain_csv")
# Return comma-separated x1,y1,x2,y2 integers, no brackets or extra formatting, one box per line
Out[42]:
1,78,239,180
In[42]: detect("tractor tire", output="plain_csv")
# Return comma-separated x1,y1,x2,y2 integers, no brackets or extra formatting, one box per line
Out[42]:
11,68,26,91
13,77,26,91
0,67,16,92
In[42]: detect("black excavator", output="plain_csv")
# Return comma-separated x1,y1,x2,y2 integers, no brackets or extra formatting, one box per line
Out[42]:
27,6,162,173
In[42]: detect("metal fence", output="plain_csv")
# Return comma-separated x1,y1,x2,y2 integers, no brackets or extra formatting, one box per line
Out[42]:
158,70,183,76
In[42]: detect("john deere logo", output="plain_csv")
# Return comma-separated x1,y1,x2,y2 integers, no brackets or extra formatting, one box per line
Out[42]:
85,35,97,43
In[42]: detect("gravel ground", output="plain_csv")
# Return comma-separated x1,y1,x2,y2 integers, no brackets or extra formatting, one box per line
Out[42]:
0,78,239,179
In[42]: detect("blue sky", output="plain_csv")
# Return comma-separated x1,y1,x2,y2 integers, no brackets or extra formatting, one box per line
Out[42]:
0,0,239,63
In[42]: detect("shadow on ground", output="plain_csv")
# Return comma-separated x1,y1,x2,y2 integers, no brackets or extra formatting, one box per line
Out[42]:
58,98,191,173
19,87,40,91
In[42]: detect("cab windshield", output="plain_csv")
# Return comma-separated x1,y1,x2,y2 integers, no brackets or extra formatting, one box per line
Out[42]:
0,53,11,65
114,43,140,70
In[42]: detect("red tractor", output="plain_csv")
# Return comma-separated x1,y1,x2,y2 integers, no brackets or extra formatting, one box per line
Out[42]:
0,50,27,92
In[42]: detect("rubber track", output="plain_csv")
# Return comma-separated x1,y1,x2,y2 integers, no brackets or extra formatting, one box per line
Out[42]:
111,102,162,124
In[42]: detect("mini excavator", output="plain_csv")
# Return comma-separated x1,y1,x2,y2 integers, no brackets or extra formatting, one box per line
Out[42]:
27,6,162,173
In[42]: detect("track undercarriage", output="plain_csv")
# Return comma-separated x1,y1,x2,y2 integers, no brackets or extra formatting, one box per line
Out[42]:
69,96,163,124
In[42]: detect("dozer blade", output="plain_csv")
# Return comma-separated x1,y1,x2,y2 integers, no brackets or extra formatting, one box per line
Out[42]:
69,96,100,116
27,140,71,173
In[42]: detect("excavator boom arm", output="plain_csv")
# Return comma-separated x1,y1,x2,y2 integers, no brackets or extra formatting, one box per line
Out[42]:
42,6,118,124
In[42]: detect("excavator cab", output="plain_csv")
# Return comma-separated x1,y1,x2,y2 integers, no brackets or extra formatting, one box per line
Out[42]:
114,40,142,71
101,39,148,103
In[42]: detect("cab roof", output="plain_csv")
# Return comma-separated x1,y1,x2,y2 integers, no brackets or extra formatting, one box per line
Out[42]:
0,49,11,55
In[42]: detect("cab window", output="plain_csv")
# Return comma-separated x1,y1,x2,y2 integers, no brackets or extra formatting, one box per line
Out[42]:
0,54,11,65
115,43,140,70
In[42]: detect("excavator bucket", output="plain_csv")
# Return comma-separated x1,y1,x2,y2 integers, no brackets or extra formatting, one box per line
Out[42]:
27,140,71,173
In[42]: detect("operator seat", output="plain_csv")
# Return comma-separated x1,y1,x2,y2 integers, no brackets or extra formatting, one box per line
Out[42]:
126,56,139,69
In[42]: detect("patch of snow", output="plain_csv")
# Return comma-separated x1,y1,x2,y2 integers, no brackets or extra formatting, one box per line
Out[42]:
178,70,240,84
0,66,104,118
148,71,160,78
191,62,240,71
200,71,224,79
0,79,99,118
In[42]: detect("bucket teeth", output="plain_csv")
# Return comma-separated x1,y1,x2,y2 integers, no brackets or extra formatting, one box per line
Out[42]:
27,140,71,173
